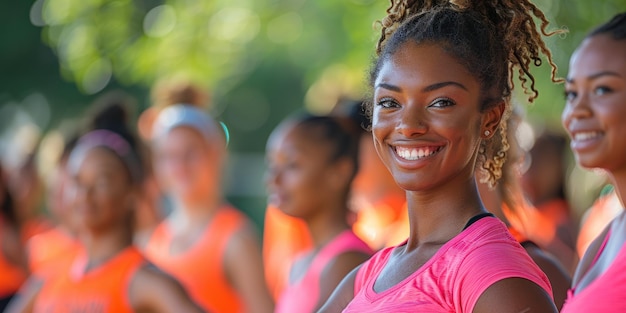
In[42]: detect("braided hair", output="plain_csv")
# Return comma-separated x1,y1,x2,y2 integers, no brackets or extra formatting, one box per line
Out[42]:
368,0,563,187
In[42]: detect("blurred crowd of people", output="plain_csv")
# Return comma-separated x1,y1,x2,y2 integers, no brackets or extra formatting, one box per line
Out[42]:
0,2,625,313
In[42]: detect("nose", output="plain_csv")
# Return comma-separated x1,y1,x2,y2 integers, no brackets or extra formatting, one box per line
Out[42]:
70,181,92,207
397,102,427,137
562,92,592,129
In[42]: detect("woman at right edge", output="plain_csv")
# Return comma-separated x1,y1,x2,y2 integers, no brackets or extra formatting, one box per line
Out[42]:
319,0,562,312
561,12,626,312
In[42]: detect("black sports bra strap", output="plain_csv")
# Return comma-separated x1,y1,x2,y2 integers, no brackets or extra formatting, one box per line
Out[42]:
463,212,495,230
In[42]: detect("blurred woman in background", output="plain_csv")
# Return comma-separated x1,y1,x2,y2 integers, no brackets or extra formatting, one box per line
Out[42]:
7,99,203,313
147,102,273,313
266,113,373,313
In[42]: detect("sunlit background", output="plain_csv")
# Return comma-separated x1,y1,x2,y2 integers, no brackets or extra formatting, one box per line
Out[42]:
1,0,625,227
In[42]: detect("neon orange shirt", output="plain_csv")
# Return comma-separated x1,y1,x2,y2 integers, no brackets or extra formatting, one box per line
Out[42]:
33,246,145,313
577,191,622,258
353,194,407,249
145,206,246,313
27,227,79,274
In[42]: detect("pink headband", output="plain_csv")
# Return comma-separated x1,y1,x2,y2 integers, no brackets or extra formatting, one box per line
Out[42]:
69,130,142,182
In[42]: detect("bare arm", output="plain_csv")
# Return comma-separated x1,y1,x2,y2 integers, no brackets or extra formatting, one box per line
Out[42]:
5,277,44,313
225,225,274,313
130,265,205,313
317,265,360,313
314,252,369,312
473,278,557,313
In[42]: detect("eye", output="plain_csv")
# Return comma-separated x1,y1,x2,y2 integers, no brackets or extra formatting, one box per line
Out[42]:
564,90,577,102
594,86,612,96
428,98,455,108
376,97,400,109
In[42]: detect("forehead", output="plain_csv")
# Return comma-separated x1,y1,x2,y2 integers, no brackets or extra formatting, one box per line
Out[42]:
158,126,208,148
75,147,125,175
569,35,626,79
376,42,479,90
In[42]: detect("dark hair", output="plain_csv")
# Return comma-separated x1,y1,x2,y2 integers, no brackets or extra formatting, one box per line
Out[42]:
368,0,562,187
151,79,210,109
588,12,626,40
330,98,371,134
293,114,360,181
84,90,145,184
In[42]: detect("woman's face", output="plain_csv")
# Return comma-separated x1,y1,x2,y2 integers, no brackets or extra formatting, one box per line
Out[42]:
563,34,626,172
372,42,502,192
265,125,338,219
154,127,222,204
70,148,134,232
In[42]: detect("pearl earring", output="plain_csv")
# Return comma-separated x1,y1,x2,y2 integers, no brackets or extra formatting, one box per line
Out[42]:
484,130,490,136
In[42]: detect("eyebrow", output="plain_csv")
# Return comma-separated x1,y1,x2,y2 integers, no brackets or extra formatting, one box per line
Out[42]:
566,71,622,83
375,81,468,92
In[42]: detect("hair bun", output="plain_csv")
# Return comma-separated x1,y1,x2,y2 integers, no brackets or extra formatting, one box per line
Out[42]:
151,79,210,109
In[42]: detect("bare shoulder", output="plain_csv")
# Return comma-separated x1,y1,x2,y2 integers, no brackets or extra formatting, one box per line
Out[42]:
321,251,371,287
317,265,361,313
473,278,557,313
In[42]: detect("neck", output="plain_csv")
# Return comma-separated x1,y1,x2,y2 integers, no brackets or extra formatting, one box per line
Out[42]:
404,175,485,250
80,224,133,268
305,202,350,249
174,189,221,220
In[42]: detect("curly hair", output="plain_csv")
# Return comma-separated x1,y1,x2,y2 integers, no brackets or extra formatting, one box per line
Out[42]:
367,0,563,187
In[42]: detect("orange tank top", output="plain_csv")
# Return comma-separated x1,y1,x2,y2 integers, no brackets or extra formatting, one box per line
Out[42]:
33,246,145,313
145,206,246,313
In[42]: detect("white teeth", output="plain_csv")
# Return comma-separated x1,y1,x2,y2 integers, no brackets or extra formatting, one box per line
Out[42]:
396,146,439,161
574,131,602,141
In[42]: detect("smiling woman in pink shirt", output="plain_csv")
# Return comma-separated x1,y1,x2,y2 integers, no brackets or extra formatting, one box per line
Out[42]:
318,0,563,312
560,12,626,313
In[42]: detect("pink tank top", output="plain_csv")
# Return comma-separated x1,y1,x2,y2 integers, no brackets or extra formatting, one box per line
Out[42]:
562,228,626,312
344,217,552,312
275,230,373,313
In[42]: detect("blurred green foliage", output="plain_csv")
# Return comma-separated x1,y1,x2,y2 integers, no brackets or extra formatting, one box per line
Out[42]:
3,0,625,146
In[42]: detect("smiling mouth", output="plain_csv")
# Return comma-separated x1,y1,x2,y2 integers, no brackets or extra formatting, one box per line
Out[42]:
394,146,442,161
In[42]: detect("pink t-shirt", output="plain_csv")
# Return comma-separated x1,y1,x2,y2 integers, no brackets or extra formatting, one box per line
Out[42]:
561,228,626,312
276,230,373,313
343,217,552,312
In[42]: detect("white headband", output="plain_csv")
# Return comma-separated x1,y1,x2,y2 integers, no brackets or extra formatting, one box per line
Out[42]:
152,104,217,142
